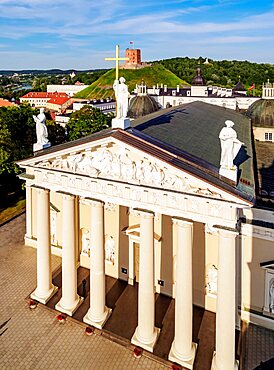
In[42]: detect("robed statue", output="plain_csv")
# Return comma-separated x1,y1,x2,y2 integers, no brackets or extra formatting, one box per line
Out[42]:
33,108,49,145
113,77,129,119
219,120,243,170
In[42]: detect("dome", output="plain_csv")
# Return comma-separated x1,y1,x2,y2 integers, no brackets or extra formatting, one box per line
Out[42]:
233,80,246,92
246,99,274,127
192,66,205,86
128,95,160,119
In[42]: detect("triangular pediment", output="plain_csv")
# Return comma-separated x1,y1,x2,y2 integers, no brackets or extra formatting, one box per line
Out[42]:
18,130,252,206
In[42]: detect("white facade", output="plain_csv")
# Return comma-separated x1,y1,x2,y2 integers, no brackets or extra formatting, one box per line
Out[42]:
47,85,89,97
253,127,274,142
153,94,260,111
73,100,116,113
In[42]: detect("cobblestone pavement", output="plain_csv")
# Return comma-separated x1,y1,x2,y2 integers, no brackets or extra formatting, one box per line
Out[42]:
0,215,169,370
242,322,274,370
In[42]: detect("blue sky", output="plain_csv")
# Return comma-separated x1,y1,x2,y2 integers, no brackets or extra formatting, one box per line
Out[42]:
0,0,273,70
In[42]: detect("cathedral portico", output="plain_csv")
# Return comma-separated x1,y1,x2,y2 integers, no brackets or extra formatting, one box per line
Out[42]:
18,112,255,369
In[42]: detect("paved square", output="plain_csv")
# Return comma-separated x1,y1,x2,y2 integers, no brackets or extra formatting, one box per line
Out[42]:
0,215,169,370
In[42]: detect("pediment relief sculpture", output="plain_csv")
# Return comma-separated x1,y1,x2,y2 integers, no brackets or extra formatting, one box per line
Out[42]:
35,144,223,199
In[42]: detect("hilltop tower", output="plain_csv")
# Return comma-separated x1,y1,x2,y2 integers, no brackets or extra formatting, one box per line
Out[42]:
121,47,151,70
125,48,141,65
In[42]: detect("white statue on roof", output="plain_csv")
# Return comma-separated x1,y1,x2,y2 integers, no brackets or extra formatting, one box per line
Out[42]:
33,108,51,151
33,108,49,145
113,77,129,119
219,120,243,170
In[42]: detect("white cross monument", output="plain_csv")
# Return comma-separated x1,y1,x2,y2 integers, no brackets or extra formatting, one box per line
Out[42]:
105,45,131,130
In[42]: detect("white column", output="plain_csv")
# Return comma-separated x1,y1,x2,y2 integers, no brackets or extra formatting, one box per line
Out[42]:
169,218,197,369
84,199,111,328
128,239,135,285
55,193,83,316
131,209,160,352
31,187,57,304
211,228,239,370
25,184,33,240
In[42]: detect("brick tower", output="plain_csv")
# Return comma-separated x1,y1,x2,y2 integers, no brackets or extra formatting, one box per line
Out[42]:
125,48,141,65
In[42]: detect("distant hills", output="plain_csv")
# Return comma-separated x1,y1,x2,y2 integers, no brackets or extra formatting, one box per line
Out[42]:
74,64,187,99
0,69,104,76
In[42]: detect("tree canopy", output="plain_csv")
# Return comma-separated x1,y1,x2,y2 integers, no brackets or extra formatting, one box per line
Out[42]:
154,57,274,95
0,104,36,175
66,106,111,141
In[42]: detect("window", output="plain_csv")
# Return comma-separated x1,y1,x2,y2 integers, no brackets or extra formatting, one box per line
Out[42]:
265,132,273,141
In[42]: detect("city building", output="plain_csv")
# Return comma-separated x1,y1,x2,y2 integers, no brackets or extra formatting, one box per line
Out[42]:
137,66,260,111
72,99,116,114
46,95,72,113
247,80,274,143
0,98,16,107
19,92,70,108
18,101,274,370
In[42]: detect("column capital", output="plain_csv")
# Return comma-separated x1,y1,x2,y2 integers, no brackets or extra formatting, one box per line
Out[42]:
33,186,50,195
213,225,239,238
80,197,104,207
172,217,193,228
132,208,154,219
58,191,75,201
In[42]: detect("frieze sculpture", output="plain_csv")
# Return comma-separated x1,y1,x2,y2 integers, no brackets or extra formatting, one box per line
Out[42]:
81,228,91,255
105,236,115,264
35,145,223,199
270,280,274,313
206,264,218,295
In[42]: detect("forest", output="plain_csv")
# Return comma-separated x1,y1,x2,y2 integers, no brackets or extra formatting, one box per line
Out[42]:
154,57,274,94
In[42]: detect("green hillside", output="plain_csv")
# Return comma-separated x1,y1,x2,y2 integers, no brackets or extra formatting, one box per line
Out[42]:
74,64,188,99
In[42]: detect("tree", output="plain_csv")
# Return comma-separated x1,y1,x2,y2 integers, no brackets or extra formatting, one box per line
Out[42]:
66,106,111,141
46,120,66,146
0,104,36,175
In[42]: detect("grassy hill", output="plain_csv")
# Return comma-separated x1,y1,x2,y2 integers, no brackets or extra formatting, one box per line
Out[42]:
74,64,188,99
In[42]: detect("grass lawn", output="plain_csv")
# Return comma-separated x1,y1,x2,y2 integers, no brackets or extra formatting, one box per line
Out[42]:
0,198,26,225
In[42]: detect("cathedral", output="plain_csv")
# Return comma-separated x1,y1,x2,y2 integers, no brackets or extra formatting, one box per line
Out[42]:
18,91,274,369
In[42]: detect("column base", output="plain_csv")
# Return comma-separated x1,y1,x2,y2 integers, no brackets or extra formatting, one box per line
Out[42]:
55,295,83,317
211,351,239,370
30,285,58,304
111,117,130,130
168,341,197,370
33,142,51,152
131,327,161,353
83,307,112,329
128,277,134,286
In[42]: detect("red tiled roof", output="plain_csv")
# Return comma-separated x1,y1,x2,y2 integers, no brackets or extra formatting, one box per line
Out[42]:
0,98,16,107
20,92,69,99
47,96,71,106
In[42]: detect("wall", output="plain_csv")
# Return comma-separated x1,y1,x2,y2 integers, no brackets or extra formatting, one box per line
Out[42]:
47,85,89,97
253,127,274,142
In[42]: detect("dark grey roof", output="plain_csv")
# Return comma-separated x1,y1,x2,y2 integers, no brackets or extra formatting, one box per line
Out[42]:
18,101,256,204
233,81,246,92
130,101,255,200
